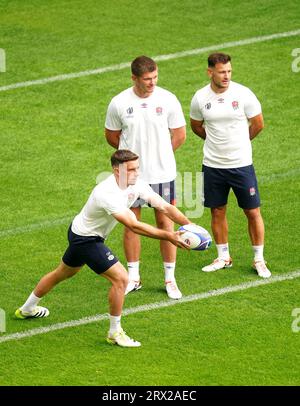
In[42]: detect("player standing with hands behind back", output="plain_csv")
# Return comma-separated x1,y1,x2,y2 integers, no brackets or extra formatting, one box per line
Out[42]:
190,53,271,278
105,56,186,298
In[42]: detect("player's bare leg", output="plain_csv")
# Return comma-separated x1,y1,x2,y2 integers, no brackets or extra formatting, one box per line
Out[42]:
243,207,264,245
101,262,128,316
15,262,82,319
34,262,82,297
202,206,232,272
244,207,271,278
155,209,181,299
103,262,141,347
211,206,228,244
124,206,142,293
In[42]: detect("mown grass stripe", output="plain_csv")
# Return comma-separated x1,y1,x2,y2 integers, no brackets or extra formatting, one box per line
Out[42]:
0,29,299,92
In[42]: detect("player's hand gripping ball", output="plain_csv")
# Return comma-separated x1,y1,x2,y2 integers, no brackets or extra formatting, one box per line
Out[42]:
179,224,212,251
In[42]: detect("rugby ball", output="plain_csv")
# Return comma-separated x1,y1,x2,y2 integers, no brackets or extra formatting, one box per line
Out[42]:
179,224,212,251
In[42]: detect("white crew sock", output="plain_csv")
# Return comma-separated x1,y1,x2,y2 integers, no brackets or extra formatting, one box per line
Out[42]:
20,292,41,313
164,262,176,282
109,315,122,335
216,243,230,260
252,245,264,262
127,261,140,281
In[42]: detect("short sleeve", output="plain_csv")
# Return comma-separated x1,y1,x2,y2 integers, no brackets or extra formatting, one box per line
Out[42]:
190,92,204,121
244,89,262,118
105,98,122,130
97,192,126,215
167,95,186,129
136,181,156,202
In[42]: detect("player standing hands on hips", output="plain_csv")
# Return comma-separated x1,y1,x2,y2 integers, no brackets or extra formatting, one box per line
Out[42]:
190,53,271,278
105,56,186,298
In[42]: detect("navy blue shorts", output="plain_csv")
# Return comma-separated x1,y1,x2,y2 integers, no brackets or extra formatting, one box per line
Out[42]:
202,164,261,209
62,225,119,274
131,179,176,208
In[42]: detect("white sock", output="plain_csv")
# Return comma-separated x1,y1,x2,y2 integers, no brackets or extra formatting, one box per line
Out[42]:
21,292,41,313
164,262,176,282
109,315,122,335
216,243,230,260
253,245,264,262
127,261,140,281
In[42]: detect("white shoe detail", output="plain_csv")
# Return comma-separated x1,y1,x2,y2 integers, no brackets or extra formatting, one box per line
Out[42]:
18,306,49,318
253,261,271,278
107,329,141,347
202,258,233,272
125,280,142,295
165,280,182,300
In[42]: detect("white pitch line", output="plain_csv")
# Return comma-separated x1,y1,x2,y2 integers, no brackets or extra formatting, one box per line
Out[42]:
1,269,300,344
0,29,299,92
0,215,73,238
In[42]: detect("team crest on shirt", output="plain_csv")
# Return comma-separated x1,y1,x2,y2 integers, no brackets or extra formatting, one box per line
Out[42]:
205,103,211,110
232,101,239,110
156,106,163,115
249,187,256,196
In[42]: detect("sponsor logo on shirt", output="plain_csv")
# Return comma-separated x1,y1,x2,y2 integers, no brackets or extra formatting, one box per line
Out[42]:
141,103,148,108
232,100,239,110
205,103,211,110
156,106,163,115
217,98,224,103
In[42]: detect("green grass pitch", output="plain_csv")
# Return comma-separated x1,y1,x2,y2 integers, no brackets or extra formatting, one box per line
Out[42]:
0,0,300,386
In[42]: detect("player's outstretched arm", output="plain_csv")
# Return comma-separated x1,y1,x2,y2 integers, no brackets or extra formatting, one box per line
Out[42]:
113,209,190,249
146,193,191,226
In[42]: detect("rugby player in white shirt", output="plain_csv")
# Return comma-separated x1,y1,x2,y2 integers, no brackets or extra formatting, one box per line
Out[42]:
15,150,192,347
105,56,186,299
190,53,271,278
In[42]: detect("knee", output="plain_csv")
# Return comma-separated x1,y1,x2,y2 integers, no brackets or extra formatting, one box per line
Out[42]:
156,217,173,231
113,271,128,292
244,208,261,221
211,207,226,220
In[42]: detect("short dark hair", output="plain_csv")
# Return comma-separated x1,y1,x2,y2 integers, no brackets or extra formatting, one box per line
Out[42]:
131,56,157,77
111,149,139,167
208,53,231,67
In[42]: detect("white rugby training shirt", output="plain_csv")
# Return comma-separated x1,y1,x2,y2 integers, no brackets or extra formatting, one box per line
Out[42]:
190,81,262,169
72,175,156,239
105,86,186,184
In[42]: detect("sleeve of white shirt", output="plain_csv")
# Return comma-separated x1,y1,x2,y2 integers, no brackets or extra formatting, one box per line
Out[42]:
244,89,262,118
190,92,204,120
105,98,122,130
137,181,167,209
97,192,126,215
167,95,186,129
